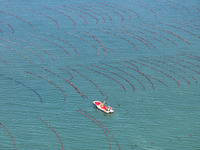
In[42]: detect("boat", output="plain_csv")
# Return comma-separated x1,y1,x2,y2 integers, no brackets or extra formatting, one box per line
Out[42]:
93,96,114,113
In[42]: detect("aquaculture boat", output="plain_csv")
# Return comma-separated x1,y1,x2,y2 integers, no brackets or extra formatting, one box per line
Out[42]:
93,96,114,113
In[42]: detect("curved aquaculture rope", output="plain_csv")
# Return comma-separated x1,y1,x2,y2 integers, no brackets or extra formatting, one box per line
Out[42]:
11,37,55,61
104,47,121,53
177,52,200,62
0,38,44,63
72,5,106,23
1,57,8,67
78,64,126,92
101,62,145,90
64,5,99,24
44,6,76,27
117,26,155,49
0,20,14,33
98,2,132,22
97,28,138,51
159,22,200,39
0,10,35,30
163,55,200,75
57,67,74,80
132,60,180,87
35,116,64,150
148,56,196,83
167,0,191,14
168,20,200,30
75,109,111,150
111,27,151,50
154,0,183,15
119,61,154,89
65,32,99,55
45,33,79,57
181,0,200,12
0,122,17,150
129,24,167,46
176,52,200,68
0,74,42,102
31,35,71,58
79,3,112,21
84,29,106,54
91,3,124,21
146,74,168,87
42,67,87,98
129,1,157,17
111,2,140,19
131,24,177,45
91,64,135,92
67,66,104,96
172,19,200,28
0,42,32,64
143,58,190,85
26,8,60,28
79,109,121,150
181,51,200,60
25,71,66,101
59,5,87,24
149,23,190,45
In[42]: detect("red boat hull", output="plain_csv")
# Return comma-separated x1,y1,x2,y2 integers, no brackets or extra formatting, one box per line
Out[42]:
93,101,114,113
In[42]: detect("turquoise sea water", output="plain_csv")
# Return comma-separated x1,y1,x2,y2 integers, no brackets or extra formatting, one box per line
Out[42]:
0,0,200,149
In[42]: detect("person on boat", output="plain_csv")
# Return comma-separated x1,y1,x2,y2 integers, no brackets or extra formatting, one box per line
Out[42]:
101,96,108,109
102,102,111,111
101,100,107,109
101,103,106,109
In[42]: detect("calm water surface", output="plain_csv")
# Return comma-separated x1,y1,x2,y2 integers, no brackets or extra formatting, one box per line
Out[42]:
0,0,200,149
